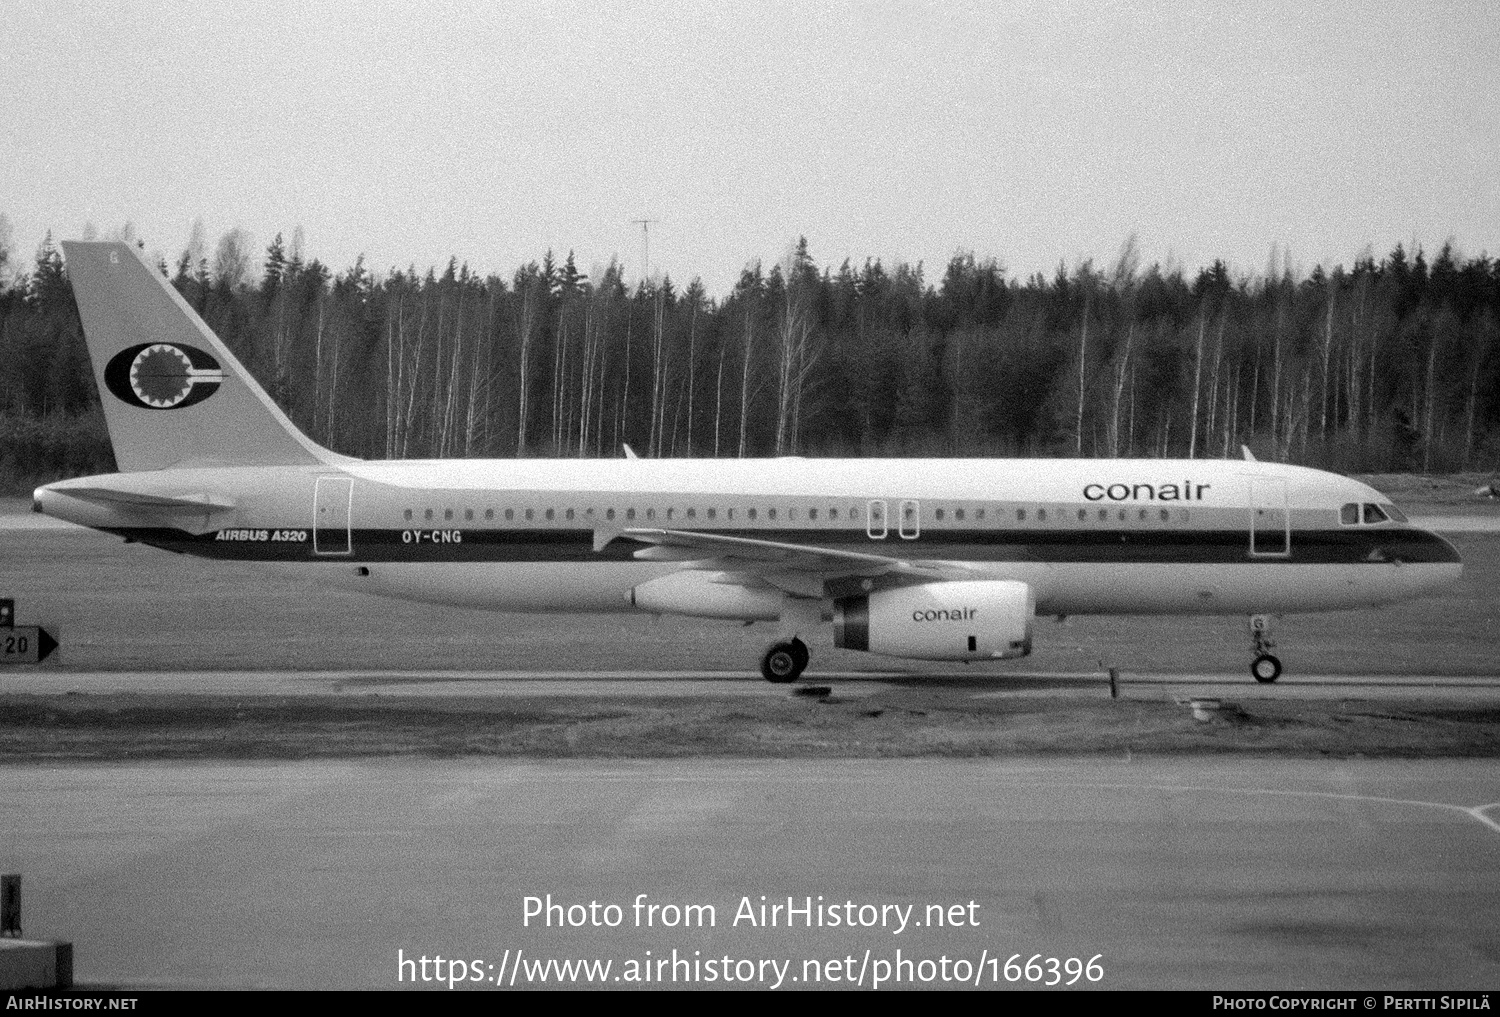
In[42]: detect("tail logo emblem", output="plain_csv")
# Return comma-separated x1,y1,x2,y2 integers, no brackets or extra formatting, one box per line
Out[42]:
104,343,224,410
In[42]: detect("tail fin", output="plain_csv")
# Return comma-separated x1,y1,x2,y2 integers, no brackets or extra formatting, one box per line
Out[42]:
62,240,342,472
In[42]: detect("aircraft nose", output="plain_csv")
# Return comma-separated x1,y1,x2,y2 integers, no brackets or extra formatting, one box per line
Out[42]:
1385,528,1463,565
1428,530,1462,565
1416,528,1463,590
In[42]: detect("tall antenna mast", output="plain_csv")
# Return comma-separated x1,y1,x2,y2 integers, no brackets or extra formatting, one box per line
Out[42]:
631,218,657,283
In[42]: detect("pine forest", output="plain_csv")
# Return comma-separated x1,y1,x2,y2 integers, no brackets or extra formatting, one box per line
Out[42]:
2,222,1498,492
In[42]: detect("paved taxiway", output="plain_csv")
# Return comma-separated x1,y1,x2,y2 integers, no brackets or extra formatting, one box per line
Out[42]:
2,758,1496,990
5,668,1498,702
5,507,1497,990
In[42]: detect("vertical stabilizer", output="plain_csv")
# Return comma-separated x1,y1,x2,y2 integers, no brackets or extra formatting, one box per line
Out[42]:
61,240,340,471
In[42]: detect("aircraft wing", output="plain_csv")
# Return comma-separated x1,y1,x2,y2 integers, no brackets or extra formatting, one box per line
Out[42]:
599,527,976,598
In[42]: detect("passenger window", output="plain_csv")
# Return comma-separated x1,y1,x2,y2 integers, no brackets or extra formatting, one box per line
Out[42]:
525,508,534,521
1037,509,1047,522
626,508,635,520
1098,509,1109,521
1159,509,1170,522
545,508,554,521
606,508,616,521
828,508,838,520
686,508,696,519
424,509,434,521
465,509,474,521
1077,509,1087,522
485,509,494,521
1363,503,1388,524
955,508,965,521
748,508,757,520
505,508,514,521
565,508,575,521
768,508,777,520
645,508,655,520
444,509,454,521
707,508,716,520
403,509,413,521
1341,503,1359,525
976,508,986,520
666,508,674,520
727,508,735,520
1138,509,1149,522
808,508,818,521
935,508,945,521
1016,508,1026,522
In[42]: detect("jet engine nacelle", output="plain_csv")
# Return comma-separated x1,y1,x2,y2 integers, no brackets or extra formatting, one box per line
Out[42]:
833,580,1034,661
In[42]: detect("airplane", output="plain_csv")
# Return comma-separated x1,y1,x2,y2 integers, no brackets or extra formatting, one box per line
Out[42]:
33,241,1463,684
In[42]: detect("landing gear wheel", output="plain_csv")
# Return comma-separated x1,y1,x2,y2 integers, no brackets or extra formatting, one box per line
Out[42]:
1247,615,1281,684
761,639,808,684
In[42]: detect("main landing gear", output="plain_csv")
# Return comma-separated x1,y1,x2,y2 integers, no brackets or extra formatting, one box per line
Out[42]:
1248,614,1282,683
761,638,810,683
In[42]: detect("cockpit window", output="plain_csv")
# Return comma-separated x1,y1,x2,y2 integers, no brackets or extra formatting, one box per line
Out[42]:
1362,503,1388,524
1340,503,1359,525
1384,504,1407,523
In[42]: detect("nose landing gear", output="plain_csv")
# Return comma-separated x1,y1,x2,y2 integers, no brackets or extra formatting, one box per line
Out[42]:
1248,614,1281,683
761,638,810,683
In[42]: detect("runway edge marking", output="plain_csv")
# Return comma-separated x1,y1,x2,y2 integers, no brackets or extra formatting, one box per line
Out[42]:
1031,778,1500,840
1466,803,1500,835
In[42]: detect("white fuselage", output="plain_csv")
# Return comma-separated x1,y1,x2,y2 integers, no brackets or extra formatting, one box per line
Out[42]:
38,456,1462,619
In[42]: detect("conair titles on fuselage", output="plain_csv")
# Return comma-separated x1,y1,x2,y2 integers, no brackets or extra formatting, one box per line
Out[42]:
1082,482,1211,502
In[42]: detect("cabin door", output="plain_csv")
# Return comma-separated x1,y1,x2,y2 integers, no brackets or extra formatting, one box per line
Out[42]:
1248,477,1289,556
314,476,353,555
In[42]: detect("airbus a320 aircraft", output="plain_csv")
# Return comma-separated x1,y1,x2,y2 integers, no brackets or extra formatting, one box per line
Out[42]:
35,241,1462,683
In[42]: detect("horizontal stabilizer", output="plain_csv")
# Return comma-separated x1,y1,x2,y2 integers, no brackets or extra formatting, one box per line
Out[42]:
41,476,238,534
60,486,236,512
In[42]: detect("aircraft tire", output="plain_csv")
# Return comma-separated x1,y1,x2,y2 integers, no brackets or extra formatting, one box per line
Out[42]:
761,641,805,683
790,637,810,673
1251,654,1282,684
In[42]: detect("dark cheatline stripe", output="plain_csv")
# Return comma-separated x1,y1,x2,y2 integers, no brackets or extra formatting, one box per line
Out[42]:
106,526,1462,566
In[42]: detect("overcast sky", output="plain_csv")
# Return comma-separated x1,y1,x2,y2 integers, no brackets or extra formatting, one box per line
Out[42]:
4,1,1498,297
